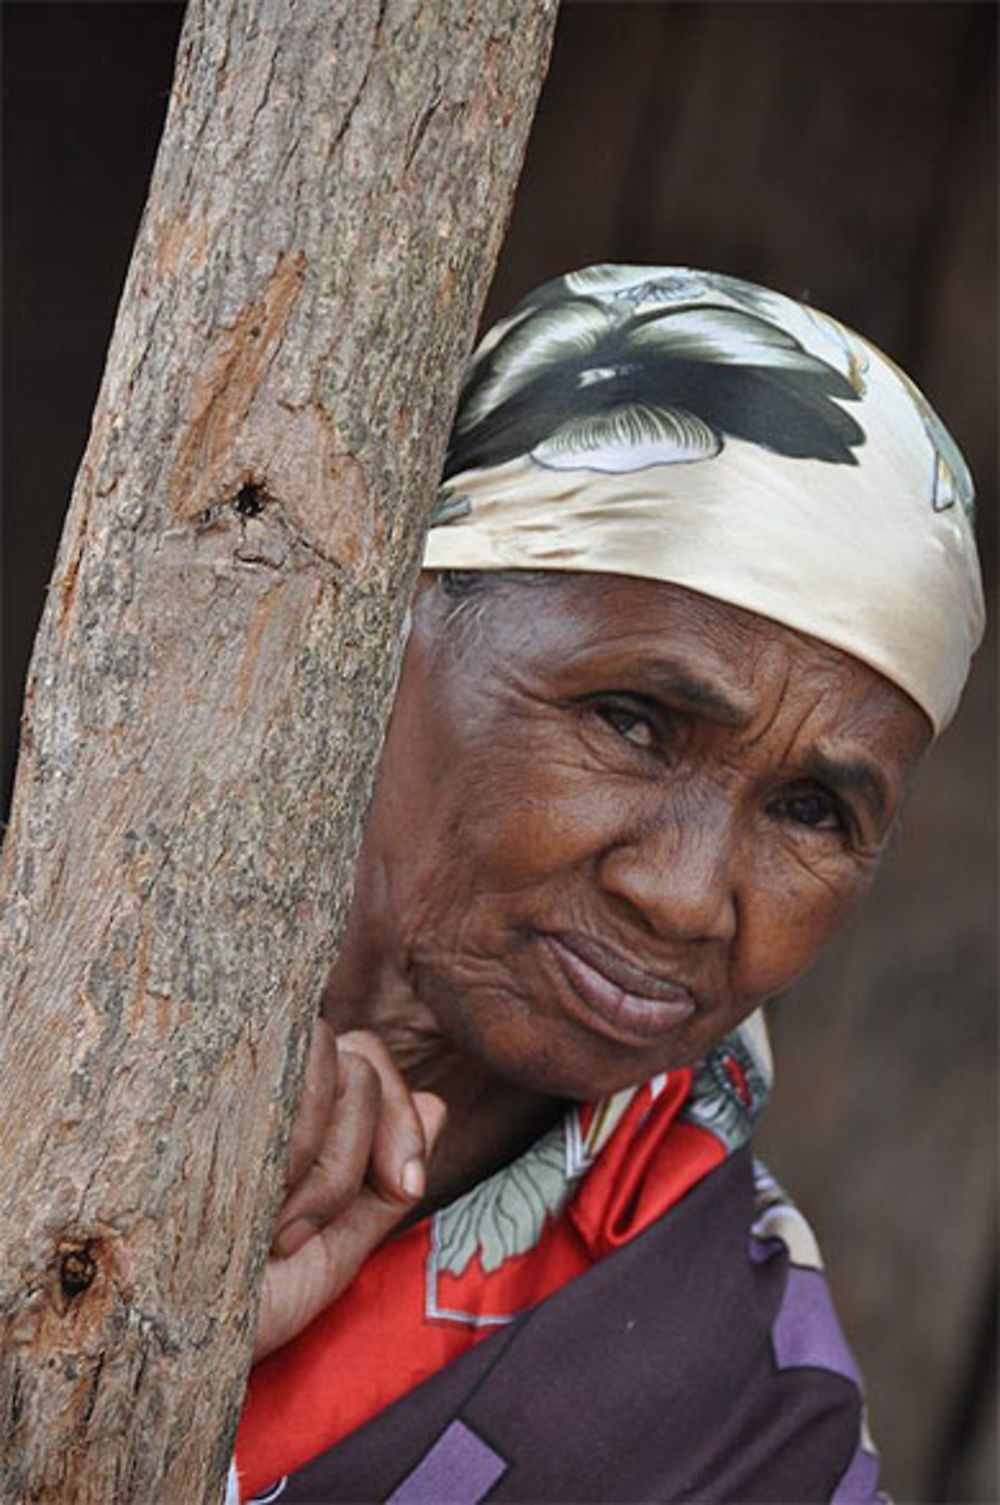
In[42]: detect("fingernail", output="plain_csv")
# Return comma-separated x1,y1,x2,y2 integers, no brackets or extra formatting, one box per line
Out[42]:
400,1157,425,1200
273,1216,319,1259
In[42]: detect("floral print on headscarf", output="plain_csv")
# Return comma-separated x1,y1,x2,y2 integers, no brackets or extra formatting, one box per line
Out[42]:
446,269,867,480
426,265,983,733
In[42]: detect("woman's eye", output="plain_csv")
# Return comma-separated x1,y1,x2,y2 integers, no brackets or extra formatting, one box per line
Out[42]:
775,787,849,834
593,700,658,750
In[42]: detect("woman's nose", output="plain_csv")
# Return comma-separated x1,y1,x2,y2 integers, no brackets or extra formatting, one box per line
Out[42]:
597,802,739,945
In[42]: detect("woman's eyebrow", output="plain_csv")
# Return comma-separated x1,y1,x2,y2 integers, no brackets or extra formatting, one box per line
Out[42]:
640,663,752,727
803,752,890,821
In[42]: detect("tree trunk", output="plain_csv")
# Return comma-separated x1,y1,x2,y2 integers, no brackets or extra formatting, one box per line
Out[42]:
0,2,556,1499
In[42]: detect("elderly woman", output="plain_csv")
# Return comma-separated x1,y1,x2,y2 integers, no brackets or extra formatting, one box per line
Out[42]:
230,267,983,1503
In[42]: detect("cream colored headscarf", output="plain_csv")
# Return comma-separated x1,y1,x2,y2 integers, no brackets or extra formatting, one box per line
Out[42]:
424,266,984,733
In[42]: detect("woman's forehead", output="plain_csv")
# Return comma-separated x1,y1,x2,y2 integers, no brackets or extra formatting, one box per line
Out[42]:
472,572,864,673
433,571,933,761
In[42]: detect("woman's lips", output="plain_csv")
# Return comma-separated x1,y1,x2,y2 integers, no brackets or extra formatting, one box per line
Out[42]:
542,933,697,1044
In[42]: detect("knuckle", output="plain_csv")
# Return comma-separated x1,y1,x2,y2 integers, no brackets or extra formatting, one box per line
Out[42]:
339,1031,412,1114
337,1029,393,1075
338,1049,382,1110
291,1160,353,1222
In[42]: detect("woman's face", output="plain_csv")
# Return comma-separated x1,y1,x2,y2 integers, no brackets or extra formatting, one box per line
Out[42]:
352,572,931,1101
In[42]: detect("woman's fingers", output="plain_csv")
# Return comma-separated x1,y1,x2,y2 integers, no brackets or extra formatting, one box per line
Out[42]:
258,1020,451,1359
255,1185,408,1362
255,1091,447,1362
272,1045,382,1257
338,1030,437,1203
271,1027,449,1260
411,1090,449,1167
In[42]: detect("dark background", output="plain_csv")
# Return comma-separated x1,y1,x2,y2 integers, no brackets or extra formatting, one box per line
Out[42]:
2,3,996,1498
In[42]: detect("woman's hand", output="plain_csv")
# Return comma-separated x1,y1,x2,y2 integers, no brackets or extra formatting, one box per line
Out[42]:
254,1020,447,1363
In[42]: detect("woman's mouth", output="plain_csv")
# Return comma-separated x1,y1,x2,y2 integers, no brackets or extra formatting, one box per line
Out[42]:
541,932,697,1044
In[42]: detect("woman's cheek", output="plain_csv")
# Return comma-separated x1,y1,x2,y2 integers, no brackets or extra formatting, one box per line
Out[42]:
458,764,625,881
739,850,873,998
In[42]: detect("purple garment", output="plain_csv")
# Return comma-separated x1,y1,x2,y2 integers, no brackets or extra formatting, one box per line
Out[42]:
258,1147,878,1504
388,1421,507,1503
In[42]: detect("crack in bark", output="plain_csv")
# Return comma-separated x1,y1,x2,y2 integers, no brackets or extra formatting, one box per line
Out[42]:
329,0,389,159
404,90,444,170
245,41,280,142
167,250,307,520
78,1352,105,1426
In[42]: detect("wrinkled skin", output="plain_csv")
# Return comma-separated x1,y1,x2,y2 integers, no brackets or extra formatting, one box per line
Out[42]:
257,572,931,1359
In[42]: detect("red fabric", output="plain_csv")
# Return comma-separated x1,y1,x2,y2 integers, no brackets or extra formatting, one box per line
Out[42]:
236,1067,723,1499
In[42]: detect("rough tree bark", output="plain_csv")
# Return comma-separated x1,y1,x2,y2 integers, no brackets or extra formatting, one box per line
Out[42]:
0,2,557,1499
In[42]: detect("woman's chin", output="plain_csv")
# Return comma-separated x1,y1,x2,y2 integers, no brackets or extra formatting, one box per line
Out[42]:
470,1022,694,1103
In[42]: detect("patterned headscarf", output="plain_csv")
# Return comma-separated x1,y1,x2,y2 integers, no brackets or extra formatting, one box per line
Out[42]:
424,265,984,733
